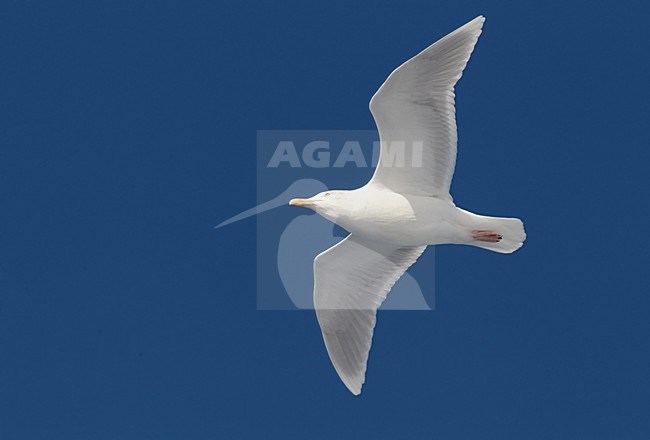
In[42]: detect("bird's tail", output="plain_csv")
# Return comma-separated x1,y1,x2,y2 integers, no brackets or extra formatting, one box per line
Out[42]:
471,216,526,254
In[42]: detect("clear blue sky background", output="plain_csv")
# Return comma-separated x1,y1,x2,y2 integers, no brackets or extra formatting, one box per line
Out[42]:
1,1,649,438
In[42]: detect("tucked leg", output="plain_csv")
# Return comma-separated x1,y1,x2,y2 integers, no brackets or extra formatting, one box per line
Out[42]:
472,230,503,243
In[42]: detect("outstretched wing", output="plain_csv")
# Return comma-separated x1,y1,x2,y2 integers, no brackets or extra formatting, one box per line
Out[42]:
313,235,426,395
369,16,485,200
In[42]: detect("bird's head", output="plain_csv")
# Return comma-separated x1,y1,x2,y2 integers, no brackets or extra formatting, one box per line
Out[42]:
289,190,350,221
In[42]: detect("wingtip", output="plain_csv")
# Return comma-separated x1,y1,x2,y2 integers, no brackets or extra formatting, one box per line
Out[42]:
341,376,364,396
468,15,485,29
347,385,362,396
454,16,484,36
467,16,485,37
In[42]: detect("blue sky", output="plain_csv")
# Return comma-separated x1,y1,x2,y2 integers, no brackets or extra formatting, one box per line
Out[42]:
1,1,649,438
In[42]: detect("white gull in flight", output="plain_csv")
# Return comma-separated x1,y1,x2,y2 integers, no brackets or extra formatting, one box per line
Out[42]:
289,16,526,395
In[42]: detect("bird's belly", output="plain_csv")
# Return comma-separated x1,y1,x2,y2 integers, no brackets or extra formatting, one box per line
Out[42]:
338,198,467,246
347,219,460,246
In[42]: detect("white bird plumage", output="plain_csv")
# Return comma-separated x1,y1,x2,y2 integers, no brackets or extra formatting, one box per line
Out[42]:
289,16,526,395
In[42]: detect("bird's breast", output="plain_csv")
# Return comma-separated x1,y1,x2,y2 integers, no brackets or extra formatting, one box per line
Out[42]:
336,192,450,246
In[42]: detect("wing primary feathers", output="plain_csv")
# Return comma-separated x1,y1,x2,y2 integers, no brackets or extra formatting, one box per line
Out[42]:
369,16,485,199
313,235,426,395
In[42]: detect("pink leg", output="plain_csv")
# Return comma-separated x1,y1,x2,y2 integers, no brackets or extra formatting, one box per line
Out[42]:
472,230,503,243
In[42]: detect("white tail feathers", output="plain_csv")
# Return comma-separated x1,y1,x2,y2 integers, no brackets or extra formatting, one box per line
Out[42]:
472,217,526,254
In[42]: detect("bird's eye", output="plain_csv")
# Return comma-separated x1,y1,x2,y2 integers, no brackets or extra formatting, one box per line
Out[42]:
324,192,331,197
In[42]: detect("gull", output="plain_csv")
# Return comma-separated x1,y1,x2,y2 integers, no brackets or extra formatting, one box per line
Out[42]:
289,16,526,395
